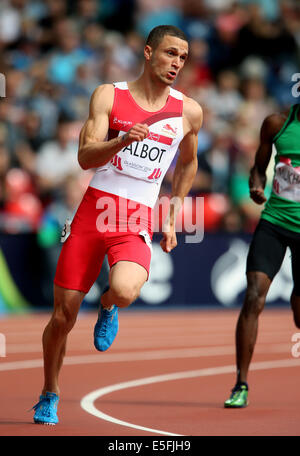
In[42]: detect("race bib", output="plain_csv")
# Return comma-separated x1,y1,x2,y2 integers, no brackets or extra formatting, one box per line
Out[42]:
60,218,71,243
109,119,182,184
273,158,300,202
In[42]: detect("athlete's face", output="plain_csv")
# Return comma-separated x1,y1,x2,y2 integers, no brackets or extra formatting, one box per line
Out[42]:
145,35,189,85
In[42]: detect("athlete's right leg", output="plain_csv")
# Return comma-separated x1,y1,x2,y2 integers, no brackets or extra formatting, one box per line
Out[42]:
235,271,271,384
224,272,272,408
225,220,286,408
236,220,287,383
41,284,85,396
32,285,85,424
33,187,110,422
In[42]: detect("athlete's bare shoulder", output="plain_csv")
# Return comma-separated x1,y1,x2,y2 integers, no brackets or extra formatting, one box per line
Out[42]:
182,94,203,134
261,109,290,140
89,84,115,117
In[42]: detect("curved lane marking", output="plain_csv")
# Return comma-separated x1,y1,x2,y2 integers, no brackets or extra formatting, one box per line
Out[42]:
80,358,300,436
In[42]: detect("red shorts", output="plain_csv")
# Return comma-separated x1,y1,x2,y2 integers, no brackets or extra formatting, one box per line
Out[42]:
54,187,153,293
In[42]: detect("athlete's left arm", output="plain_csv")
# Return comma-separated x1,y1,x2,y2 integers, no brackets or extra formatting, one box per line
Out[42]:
160,97,202,253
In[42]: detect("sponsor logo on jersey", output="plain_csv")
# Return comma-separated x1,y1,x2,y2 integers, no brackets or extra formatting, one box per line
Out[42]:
113,117,133,128
147,132,160,141
147,131,173,145
161,123,177,138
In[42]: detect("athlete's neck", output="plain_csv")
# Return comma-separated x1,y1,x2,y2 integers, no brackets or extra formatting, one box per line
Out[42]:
128,74,170,112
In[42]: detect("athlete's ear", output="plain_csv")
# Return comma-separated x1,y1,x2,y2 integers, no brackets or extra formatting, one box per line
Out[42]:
144,45,153,61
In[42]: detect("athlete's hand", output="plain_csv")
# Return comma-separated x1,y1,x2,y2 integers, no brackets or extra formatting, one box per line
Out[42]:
249,186,267,204
160,230,177,253
122,123,149,145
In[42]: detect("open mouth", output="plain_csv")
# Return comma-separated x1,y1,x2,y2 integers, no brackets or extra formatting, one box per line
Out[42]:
167,71,177,78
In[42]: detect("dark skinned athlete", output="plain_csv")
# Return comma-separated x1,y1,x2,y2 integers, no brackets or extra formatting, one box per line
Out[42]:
225,104,300,407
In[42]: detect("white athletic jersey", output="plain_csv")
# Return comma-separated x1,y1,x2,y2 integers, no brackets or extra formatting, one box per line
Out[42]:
89,81,184,208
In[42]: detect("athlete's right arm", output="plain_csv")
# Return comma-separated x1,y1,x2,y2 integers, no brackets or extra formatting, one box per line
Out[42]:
249,113,285,204
78,85,149,170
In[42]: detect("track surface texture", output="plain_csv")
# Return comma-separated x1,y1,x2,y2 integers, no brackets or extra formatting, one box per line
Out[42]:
0,307,299,436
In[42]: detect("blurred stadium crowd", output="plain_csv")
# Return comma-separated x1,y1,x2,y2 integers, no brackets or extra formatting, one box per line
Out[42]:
0,0,299,245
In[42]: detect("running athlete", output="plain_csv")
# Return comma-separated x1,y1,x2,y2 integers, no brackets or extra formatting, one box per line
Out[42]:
32,25,203,424
224,104,300,408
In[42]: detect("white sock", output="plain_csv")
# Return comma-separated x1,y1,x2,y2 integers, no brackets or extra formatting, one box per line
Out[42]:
103,304,114,312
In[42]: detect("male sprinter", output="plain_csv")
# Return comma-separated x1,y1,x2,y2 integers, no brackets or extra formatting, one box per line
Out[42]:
224,104,300,408
32,25,203,424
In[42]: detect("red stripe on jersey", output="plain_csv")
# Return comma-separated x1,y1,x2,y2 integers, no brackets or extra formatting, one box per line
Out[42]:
109,86,182,130
108,128,173,146
143,111,182,126
147,132,173,145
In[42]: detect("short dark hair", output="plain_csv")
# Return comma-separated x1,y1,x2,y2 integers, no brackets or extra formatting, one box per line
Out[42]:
146,25,188,50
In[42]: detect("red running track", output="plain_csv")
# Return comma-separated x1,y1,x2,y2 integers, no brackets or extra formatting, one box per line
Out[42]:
0,307,300,436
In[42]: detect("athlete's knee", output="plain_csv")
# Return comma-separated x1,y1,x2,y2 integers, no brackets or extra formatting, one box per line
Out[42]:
242,283,267,317
110,282,140,308
51,305,77,335
52,289,81,334
241,272,270,317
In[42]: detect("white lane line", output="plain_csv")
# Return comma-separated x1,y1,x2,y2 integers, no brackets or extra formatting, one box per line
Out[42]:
6,344,43,353
5,341,291,354
80,358,300,436
0,344,294,370
5,341,293,355
2,325,293,337
3,336,292,354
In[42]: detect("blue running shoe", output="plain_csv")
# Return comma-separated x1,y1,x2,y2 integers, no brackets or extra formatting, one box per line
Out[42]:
94,304,119,352
32,392,59,425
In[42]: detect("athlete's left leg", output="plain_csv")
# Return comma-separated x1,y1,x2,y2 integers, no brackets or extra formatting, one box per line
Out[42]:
94,261,148,351
94,229,152,351
103,260,148,309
